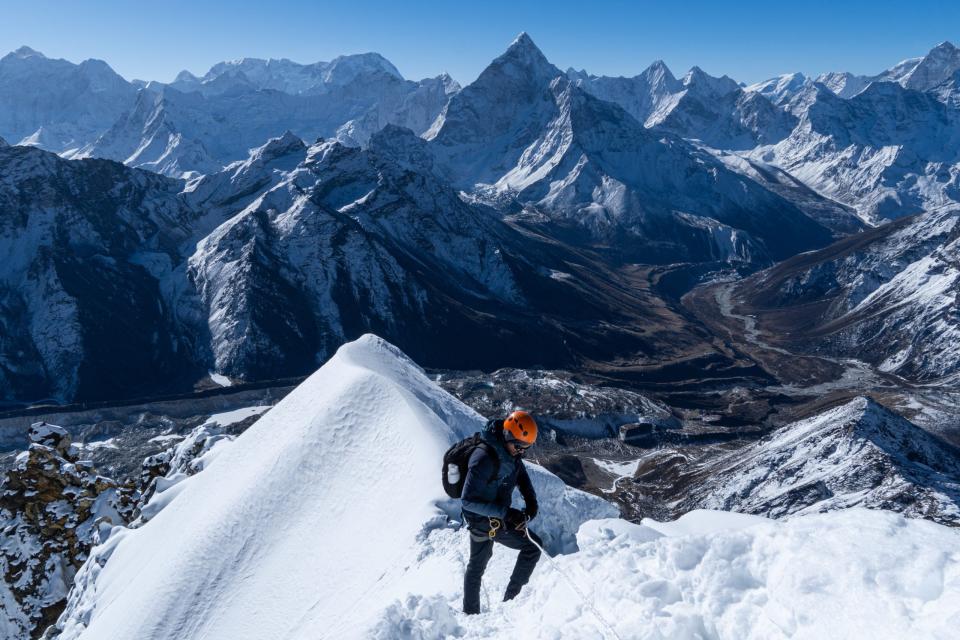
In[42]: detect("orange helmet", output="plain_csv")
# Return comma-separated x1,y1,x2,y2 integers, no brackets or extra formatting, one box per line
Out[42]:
503,410,538,446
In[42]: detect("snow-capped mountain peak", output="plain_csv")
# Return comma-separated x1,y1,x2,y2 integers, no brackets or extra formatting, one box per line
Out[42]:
489,31,562,85
435,71,460,94
249,129,305,160
682,65,740,96
322,52,403,84
0,48,137,153
6,45,46,60
810,40,960,101
900,40,960,91
745,72,809,104
172,69,199,84
813,70,871,98
423,33,562,183
644,59,677,84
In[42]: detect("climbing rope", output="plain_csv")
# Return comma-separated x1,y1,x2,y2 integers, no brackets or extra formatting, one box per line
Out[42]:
523,524,624,640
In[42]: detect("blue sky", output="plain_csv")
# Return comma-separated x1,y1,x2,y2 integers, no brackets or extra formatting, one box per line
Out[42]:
2,0,959,84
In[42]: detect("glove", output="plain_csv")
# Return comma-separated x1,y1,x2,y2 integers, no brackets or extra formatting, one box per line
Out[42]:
505,508,527,530
523,501,538,522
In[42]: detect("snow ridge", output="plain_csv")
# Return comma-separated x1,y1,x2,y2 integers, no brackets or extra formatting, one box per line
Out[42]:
52,335,615,640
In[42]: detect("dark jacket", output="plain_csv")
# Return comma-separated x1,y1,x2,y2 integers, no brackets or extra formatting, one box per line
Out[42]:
461,420,537,521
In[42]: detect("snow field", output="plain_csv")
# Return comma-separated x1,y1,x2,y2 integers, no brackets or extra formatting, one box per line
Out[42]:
378,509,960,640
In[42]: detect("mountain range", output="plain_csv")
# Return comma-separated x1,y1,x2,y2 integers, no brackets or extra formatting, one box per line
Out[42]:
2,33,960,408
3,31,960,640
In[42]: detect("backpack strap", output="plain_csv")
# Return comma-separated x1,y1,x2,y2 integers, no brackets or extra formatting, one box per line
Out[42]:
477,441,501,484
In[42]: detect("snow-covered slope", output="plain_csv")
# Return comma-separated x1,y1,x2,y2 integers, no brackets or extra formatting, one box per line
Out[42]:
52,335,616,640
378,508,960,639
428,34,834,264
687,397,960,524
335,73,460,147
756,80,960,223
48,337,960,640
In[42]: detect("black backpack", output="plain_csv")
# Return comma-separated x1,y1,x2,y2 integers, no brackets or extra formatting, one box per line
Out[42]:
442,432,500,499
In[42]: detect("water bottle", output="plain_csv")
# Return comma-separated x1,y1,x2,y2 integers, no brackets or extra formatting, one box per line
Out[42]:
447,463,460,484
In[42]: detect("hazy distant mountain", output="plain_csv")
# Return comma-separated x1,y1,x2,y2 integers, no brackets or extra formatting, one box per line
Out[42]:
169,53,406,95
0,47,455,177
0,46,136,152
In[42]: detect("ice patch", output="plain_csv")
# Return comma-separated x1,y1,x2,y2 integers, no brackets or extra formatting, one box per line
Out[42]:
200,405,272,428
208,372,233,387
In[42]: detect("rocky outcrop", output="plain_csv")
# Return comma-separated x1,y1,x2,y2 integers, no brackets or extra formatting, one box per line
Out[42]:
0,422,130,639
132,423,235,525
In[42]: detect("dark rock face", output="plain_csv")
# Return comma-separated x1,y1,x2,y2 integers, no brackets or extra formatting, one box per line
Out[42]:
1,135,758,406
0,145,205,405
0,422,132,638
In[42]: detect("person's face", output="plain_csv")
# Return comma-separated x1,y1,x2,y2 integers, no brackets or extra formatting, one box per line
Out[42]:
505,441,531,457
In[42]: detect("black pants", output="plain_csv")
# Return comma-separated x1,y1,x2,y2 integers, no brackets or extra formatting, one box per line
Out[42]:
463,521,542,614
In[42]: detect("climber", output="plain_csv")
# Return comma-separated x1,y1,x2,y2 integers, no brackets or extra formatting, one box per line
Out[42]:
460,410,542,615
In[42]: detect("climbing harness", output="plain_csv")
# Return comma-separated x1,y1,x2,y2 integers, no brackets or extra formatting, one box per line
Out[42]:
523,522,624,640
